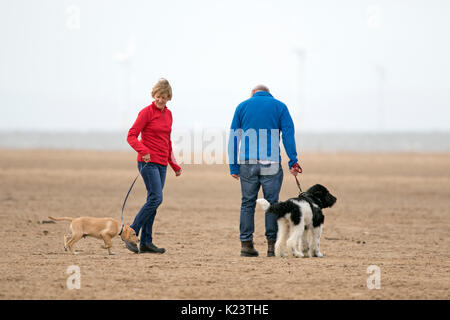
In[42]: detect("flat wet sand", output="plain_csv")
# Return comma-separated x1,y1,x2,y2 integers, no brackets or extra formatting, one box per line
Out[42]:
0,150,449,299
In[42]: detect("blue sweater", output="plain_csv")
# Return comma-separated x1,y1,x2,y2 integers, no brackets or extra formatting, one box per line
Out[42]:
228,91,298,175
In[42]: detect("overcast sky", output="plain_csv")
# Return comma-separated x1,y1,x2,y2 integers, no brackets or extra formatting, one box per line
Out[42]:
0,0,449,132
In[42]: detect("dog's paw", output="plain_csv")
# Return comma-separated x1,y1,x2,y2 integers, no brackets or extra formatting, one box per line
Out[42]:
293,251,304,258
313,251,323,258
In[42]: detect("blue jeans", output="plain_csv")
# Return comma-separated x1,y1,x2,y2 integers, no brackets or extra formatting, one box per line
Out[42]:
130,162,167,246
239,163,283,242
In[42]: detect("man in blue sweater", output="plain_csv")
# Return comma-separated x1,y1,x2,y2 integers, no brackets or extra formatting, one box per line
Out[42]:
228,84,302,257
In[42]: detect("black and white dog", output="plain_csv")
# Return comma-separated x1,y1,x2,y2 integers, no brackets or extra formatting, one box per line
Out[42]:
257,184,337,258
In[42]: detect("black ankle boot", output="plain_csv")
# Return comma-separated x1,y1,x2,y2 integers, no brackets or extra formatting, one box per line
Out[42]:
267,239,276,257
241,241,258,257
140,243,166,254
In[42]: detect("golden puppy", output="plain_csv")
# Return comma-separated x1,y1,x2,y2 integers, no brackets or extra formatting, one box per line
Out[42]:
48,216,139,255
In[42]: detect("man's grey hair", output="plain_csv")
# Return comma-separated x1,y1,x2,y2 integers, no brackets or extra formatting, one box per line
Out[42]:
252,84,270,93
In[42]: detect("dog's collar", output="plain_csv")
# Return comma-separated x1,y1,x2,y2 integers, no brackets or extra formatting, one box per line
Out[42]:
119,224,124,236
310,196,323,208
299,193,323,208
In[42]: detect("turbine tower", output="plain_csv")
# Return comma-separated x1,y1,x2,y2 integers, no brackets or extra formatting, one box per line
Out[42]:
293,46,307,131
113,34,136,131
374,64,387,131
367,4,386,131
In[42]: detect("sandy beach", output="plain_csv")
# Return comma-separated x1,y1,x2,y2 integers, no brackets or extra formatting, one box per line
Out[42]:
0,149,449,299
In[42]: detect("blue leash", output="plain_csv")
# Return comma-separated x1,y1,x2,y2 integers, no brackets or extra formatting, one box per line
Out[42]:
121,162,148,225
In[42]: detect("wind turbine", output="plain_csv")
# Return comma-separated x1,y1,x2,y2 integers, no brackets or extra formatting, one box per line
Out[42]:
374,64,387,131
113,34,136,131
293,44,307,132
367,5,387,131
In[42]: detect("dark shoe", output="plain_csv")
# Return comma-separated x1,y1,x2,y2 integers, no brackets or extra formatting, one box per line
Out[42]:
140,243,166,254
267,239,276,257
241,241,258,257
123,239,139,253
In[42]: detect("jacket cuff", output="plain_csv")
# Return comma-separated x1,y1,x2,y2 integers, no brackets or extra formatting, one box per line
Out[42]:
288,159,298,169
229,164,240,175
138,149,151,158
169,162,181,172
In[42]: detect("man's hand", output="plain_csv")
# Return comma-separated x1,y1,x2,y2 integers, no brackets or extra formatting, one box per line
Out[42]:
231,174,240,180
290,163,302,176
175,169,182,177
142,154,151,162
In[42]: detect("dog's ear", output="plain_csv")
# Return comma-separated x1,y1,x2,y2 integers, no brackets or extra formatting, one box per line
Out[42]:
122,226,130,240
310,185,328,199
125,226,139,243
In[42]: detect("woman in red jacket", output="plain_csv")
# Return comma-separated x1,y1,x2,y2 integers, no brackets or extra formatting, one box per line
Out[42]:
124,78,182,254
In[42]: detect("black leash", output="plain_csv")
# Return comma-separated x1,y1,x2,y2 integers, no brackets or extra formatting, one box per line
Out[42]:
294,175,303,193
121,162,148,225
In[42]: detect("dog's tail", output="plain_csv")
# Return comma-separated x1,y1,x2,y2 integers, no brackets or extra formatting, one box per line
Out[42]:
256,198,271,211
48,216,74,222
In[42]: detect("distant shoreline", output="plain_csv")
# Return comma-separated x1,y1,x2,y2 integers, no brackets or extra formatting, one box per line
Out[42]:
0,130,449,152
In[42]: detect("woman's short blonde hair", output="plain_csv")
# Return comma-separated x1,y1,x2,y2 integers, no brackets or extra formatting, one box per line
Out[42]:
151,78,172,100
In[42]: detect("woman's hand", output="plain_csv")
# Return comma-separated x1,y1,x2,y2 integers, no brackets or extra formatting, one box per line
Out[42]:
142,154,151,162
175,169,182,177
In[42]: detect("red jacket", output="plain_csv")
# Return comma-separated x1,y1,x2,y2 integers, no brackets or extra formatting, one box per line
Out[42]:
127,102,181,172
